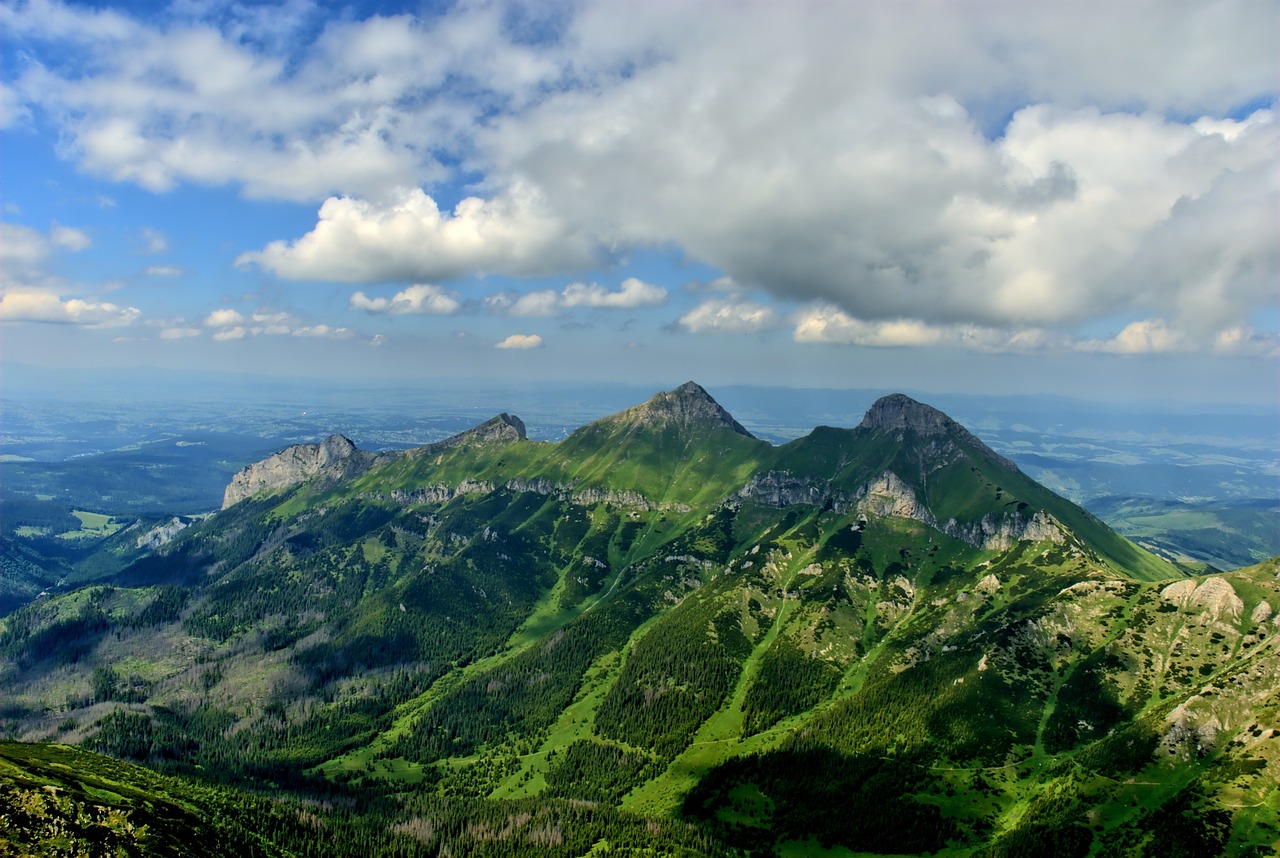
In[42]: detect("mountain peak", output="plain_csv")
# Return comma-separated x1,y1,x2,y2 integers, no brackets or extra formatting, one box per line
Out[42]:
619,381,755,438
860,393,1016,470
859,394,957,435
442,413,527,447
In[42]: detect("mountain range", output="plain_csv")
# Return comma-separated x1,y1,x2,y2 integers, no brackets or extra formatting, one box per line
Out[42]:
1,383,1276,857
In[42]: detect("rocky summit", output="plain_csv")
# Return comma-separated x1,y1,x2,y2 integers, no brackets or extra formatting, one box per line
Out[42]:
2,383,1275,858
222,433,364,508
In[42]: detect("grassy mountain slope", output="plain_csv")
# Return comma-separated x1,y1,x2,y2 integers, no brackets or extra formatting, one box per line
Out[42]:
4,383,1273,856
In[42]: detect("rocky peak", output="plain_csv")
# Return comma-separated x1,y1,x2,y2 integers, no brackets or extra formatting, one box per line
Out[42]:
222,434,360,509
439,413,527,448
616,381,755,438
859,394,957,435
860,394,1017,471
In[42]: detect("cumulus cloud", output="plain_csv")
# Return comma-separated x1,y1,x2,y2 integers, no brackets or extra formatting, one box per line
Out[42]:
495,333,543,349
200,305,349,340
8,0,1277,353
349,283,460,315
1077,319,1185,355
239,185,595,281
4,0,559,200
678,298,778,334
0,222,137,328
494,278,667,317
0,288,140,327
293,324,352,338
204,308,245,328
791,303,1063,353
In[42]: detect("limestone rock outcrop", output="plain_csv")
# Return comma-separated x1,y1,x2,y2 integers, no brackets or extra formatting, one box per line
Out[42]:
222,434,365,509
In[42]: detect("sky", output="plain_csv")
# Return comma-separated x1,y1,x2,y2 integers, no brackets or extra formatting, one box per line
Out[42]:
2,0,1278,404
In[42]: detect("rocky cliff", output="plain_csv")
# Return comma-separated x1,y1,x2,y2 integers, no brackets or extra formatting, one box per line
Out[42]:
223,415,528,509
222,434,367,509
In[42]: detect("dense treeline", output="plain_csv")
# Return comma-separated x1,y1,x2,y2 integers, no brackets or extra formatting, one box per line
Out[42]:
596,579,752,759
542,739,660,804
391,606,629,763
740,636,842,736
684,747,958,853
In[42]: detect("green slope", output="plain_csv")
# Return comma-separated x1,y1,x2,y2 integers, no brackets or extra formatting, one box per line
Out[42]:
4,383,1264,857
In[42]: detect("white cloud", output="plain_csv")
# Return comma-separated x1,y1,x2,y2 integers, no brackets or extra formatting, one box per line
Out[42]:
292,324,352,338
5,0,560,200
8,0,1277,353
239,185,594,281
505,289,561,318
1212,326,1279,357
1078,319,1183,355
495,333,543,349
49,224,91,251
497,277,667,317
0,288,140,327
791,303,1062,352
678,298,778,334
199,305,352,340
0,222,137,328
562,278,666,310
349,283,461,315
204,308,245,328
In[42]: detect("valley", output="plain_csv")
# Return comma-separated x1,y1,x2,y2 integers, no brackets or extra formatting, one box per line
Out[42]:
1,383,1277,856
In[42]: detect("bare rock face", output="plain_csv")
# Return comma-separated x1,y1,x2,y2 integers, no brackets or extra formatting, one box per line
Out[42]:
222,434,359,509
941,510,1065,552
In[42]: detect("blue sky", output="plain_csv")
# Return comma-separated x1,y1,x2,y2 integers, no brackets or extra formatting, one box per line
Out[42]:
2,0,1277,403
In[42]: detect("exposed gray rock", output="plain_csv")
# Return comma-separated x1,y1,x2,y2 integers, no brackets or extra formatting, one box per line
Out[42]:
941,510,1065,551
135,515,209,549
223,435,365,509
739,468,1063,551
223,414,528,509
389,477,657,512
736,471,846,510
853,471,935,522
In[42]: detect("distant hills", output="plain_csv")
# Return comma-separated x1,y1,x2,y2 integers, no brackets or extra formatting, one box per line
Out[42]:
1,383,1276,856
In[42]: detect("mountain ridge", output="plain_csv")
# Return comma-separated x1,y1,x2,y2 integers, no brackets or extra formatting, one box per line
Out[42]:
5,382,1272,858
228,384,1173,579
